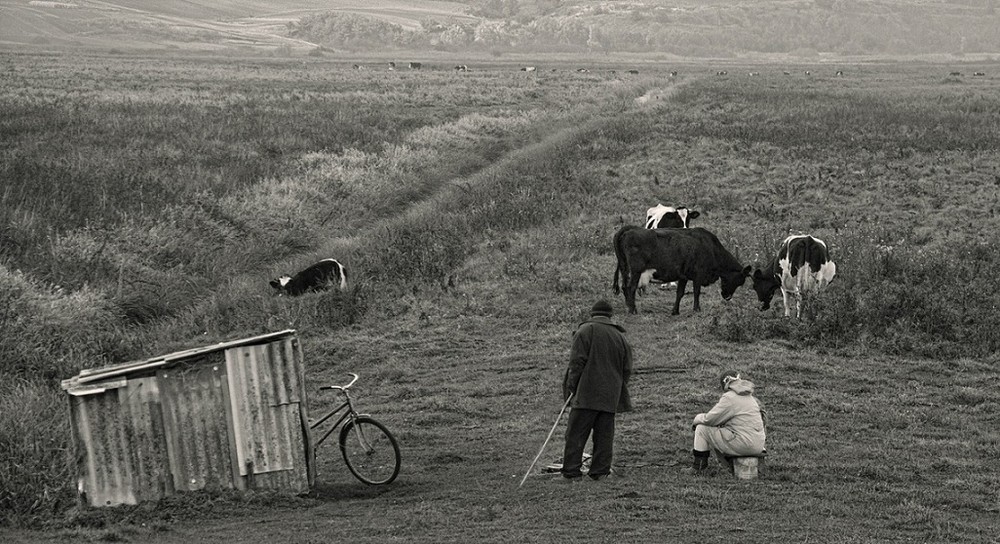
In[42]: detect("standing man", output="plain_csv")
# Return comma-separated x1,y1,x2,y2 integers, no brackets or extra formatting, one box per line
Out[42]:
561,299,633,481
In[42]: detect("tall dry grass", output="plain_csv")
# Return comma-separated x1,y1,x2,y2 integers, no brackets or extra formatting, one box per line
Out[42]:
0,52,645,525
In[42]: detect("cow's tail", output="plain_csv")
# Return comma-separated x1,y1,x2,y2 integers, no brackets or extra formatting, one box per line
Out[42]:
612,226,630,295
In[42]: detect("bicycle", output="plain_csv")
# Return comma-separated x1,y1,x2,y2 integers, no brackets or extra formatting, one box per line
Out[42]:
310,373,401,485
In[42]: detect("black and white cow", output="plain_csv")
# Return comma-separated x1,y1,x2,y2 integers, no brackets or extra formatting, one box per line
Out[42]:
270,258,348,296
750,234,836,318
644,204,700,230
613,226,750,315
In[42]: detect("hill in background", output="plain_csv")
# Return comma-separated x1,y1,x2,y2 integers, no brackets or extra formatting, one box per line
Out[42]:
1,0,999,59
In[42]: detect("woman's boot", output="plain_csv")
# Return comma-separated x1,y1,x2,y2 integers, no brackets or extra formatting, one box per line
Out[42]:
682,449,711,474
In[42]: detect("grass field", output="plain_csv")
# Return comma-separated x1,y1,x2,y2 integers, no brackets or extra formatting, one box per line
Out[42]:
1,51,1000,543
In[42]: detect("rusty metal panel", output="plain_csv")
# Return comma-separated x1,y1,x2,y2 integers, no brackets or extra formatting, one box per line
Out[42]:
241,405,310,494
225,338,309,484
158,355,238,492
117,377,172,502
69,377,171,507
72,330,297,385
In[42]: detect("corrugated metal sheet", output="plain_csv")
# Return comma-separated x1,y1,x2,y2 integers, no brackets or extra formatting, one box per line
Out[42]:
225,336,310,489
159,354,240,492
68,377,172,506
68,330,297,386
62,330,313,507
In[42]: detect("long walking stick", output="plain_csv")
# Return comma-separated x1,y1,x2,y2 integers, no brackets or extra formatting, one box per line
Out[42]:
519,393,573,488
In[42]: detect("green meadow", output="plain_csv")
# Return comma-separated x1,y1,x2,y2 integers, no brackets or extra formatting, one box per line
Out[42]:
1,52,999,542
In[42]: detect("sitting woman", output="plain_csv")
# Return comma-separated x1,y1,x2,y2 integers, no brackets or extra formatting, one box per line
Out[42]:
687,370,767,474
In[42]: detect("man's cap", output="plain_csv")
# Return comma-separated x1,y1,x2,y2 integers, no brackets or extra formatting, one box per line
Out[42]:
591,299,614,317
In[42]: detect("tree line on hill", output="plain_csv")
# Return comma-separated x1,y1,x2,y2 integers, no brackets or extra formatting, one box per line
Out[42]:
287,0,1000,57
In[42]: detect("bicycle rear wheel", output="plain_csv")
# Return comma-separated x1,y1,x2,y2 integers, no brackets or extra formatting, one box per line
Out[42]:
339,416,401,485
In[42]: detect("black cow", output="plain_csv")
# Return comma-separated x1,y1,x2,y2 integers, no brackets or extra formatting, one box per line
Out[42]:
409,62,422,69
643,204,700,290
612,226,750,315
270,259,348,296
750,235,836,318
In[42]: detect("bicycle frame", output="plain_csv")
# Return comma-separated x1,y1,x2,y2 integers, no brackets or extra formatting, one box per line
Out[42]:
310,373,374,450
310,399,354,448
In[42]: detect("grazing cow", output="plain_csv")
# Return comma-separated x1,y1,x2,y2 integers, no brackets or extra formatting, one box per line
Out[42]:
643,204,701,290
409,62,422,69
521,66,536,72
628,69,641,75
804,70,811,75
388,61,396,70
577,68,590,73
669,71,677,76
644,204,700,230
950,71,962,76
973,71,986,76
750,235,836,318
836,70,844,76
748,71,760,76
717,70,728,75
454,64,468,72
612,226,750,315
270,259,348,296
783,71,791,75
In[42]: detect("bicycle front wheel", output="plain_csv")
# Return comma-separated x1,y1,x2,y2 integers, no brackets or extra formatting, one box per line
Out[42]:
339,416,401,485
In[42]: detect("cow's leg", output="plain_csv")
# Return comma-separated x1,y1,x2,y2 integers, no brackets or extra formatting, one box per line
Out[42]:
672,279,687,315
781,288,791,318
625,270,642,314
692,283,702,312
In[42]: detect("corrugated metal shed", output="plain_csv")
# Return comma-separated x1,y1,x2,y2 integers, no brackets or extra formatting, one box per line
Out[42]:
61,330,314,507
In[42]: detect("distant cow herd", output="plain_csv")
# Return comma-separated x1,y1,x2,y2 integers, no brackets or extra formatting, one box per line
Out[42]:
364,63,652,75
343,64,969,82
352,65,982,81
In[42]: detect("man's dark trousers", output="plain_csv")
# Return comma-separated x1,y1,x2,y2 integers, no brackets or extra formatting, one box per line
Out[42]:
561,408,615,478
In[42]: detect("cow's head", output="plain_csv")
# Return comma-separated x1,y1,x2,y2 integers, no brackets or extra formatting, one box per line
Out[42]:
750,269,781,310
269,275,292,294
720,266,752,301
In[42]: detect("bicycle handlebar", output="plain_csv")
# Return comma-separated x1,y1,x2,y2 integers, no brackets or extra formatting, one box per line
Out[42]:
319,372,359,393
